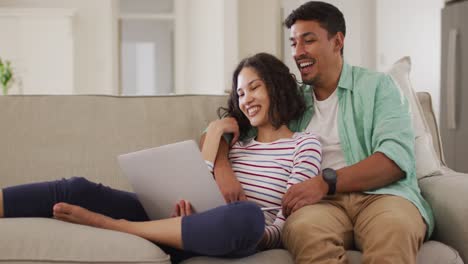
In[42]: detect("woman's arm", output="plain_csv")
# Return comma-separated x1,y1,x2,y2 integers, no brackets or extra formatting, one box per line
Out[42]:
200,117,239,164
200,118,246,203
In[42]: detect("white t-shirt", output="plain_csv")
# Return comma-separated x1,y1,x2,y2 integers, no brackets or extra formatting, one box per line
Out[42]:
306,89,347,170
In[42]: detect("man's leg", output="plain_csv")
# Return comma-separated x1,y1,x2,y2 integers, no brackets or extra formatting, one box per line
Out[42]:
283,197,354,264
352,194,426,264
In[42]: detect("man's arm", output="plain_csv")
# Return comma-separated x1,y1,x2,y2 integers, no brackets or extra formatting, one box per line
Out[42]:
282,148,403,217
283,75,413,217
336,152,403,192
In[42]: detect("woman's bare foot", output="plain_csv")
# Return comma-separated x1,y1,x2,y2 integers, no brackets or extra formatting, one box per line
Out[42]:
53,202,113,229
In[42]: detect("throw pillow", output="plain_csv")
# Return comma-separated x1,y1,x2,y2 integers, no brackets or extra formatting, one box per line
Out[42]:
387,56,442,179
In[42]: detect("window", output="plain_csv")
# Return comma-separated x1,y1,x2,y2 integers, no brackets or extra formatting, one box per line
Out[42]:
119,0,174,95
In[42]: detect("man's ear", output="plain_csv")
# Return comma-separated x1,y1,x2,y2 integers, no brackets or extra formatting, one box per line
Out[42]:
333,32,345,53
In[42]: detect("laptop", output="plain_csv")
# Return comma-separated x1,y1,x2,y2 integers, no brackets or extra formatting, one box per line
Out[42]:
117,140,226,220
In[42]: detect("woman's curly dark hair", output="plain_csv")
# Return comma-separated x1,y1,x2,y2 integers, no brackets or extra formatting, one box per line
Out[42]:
218,53,306,140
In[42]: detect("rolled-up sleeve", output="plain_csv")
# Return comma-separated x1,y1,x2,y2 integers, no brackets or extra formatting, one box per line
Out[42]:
371,74,416,178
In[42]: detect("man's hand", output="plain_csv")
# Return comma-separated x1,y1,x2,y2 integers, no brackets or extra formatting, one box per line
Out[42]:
282,175,329,217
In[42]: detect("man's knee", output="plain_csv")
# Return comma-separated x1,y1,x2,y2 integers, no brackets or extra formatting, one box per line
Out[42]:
356,201,426,252
373,211,425,241
283,205,351,264
283,207,313,240
283,205,334,245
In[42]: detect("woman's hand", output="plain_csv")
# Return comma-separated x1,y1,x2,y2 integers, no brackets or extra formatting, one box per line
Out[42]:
214,163,247,203
170,200,193,217
202,117,240,165
207,117,240,146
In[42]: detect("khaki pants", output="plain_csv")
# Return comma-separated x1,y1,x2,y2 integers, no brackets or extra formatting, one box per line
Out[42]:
282,193,426,264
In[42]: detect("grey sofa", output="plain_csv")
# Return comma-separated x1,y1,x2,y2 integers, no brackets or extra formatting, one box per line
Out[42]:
0,93,466,264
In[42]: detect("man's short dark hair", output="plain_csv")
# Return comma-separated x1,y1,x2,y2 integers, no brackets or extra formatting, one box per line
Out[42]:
284,1,346,55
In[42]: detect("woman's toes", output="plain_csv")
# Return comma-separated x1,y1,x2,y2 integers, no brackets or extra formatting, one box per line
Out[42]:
53,202,73,214
51,203,112,229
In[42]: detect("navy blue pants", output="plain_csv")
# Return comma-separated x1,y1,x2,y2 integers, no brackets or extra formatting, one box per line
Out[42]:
3,177,264,263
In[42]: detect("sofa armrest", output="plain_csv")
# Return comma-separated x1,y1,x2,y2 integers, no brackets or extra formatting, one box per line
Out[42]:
418,167,468,262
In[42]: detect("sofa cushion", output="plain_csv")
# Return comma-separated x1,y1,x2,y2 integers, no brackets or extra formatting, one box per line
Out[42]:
180,241,462,264
387,57,442,178
417,241,463,264
180,249,294,264
0,218,170,264
417,92,445,164
0,95,227,191
419,167,468,262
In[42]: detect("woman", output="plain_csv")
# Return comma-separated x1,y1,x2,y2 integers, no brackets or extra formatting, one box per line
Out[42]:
0,53,321,262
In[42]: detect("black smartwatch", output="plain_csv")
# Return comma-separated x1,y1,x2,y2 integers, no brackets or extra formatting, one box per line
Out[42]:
322,168,337,195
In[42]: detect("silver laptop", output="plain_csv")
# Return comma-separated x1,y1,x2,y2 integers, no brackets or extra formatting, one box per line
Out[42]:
117,140,225,220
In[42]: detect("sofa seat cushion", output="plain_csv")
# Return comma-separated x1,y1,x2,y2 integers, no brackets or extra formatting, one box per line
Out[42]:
417,241,463,264
1,218,462,264
0,218,170,264
180,241,461,264
180,249,294,264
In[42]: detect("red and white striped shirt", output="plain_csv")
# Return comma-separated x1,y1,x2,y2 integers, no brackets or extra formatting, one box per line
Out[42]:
206,132,321,249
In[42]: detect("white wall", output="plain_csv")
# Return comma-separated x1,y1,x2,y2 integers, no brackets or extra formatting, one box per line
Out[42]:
238,0,282,59
220,0,282,93
223,0,239,92
0,8,75,94
0,0,118,95
177,0,282,95
376,0,444,120
174,0,229,94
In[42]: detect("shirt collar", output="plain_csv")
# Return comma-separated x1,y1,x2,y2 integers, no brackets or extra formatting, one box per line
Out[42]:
301,61,353,93
337,61,353,90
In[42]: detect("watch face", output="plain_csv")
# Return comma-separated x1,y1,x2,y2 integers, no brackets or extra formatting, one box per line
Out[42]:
322,168,337,195
323,168,337,183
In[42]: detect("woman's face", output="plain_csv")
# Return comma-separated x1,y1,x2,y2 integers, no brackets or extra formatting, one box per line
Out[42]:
236,67,271,128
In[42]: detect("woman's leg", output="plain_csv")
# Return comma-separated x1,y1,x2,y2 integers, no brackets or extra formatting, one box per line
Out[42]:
1,177,149,221
54,201,265,258
181,201,265,257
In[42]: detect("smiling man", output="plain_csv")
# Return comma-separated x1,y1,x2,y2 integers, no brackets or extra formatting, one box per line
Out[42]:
210,1,434,264
279,2,433,263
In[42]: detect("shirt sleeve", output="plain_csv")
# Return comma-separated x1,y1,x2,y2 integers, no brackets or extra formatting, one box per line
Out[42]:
204,160,214,175
371,74,416,179
260,134,322,249
261,210,286,249
289,134,322,187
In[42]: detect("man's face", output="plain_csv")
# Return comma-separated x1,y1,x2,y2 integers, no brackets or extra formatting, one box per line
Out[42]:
289,20,342,86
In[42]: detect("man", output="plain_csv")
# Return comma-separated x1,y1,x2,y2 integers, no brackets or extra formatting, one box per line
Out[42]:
205,1,433,263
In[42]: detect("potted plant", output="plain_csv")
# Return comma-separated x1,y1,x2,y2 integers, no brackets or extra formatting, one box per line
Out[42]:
0,58,13,95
